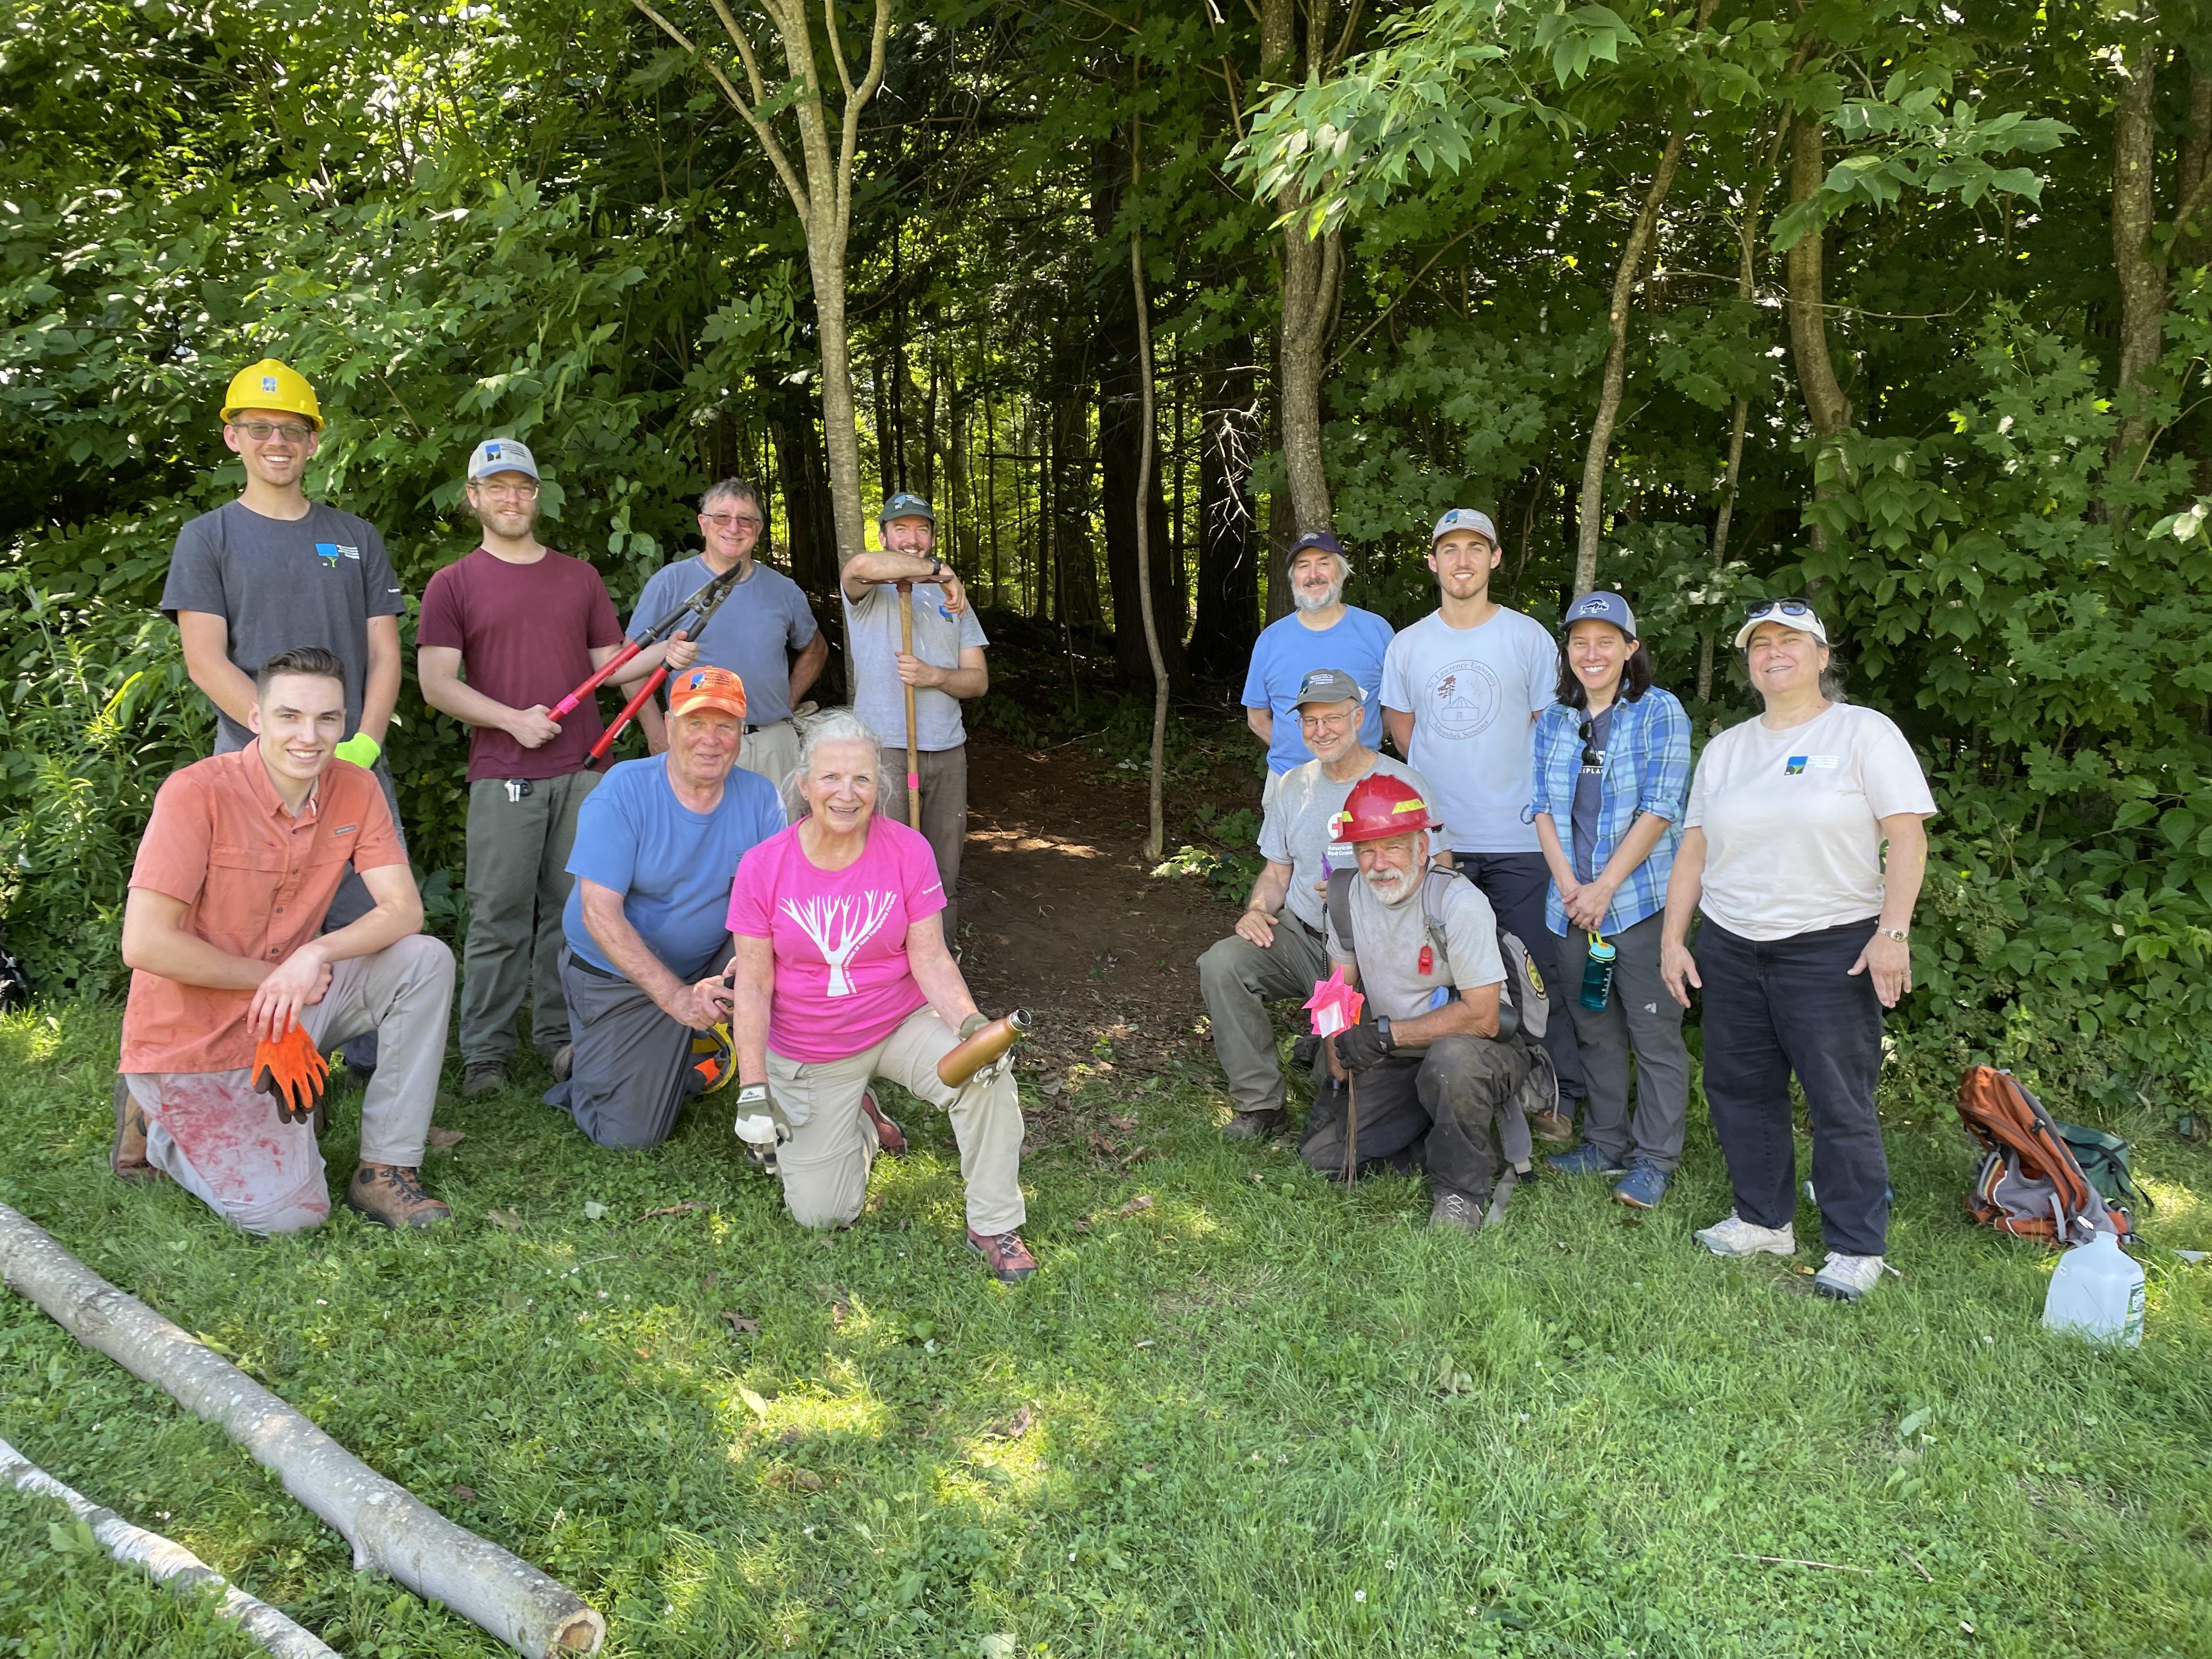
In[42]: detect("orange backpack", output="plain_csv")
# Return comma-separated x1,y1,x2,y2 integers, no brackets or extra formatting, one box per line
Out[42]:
1955,1066,2132,1246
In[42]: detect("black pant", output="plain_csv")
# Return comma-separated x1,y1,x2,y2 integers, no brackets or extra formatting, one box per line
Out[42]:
1299,1036,1532,1202
1455,853,1587,1105
1696,917,1889,1256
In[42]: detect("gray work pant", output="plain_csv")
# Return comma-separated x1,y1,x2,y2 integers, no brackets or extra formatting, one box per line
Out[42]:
125,935,454,1234
1298,1034,1533,1204
459,770,599,1064
1556,912,1691,1171
1196,919,1332,1115
214,726,407,1072
879,743,968,944
545,941,731,1150
1454,853,1588,1109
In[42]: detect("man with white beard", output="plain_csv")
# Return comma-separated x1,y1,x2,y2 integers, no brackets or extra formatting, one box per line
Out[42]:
1240,532,1395,804
1302,772,1540,1233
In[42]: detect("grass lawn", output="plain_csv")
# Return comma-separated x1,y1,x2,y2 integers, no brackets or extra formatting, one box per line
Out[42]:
2,1002,2208,1659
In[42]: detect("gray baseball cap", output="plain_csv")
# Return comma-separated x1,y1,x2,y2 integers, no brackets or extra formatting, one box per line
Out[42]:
879,492,935,524
1562,590,1638,638
1431,507,1498,545
467,437,539,482
1294,667,1365,709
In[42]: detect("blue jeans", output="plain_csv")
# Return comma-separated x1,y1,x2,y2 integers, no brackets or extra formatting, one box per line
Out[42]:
1695,917,1889,1257
1455,853,1588,1106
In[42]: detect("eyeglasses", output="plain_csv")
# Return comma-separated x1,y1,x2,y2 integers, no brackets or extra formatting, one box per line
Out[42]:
473,479,539,500
1299,707,1357,731
702,512,764,531
229,420,314,444
1743,597,1813,622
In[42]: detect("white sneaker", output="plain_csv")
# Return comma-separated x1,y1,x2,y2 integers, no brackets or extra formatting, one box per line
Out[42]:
1813,1251,1883,1301
1695,1212,1797,1258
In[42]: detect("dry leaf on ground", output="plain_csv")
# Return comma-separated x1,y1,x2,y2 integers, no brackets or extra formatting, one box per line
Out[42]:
447,1484,475,1501
1115,1194,1156,1217
720,1311,760,1336
484,1208,522,1231
766,1465,825,1492
426,1126,466,1150
981,1404,1035,1441
641,1203,706,1218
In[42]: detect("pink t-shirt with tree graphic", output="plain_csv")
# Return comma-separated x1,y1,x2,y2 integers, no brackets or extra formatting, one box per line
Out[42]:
728,816,945,1062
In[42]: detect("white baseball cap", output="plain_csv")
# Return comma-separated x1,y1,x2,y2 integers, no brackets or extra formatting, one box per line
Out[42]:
1733,597,1830,649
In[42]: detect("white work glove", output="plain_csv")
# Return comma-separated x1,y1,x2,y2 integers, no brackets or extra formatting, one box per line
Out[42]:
732,1082,792,1148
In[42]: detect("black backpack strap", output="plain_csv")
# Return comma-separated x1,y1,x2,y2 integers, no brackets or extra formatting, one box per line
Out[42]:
1326,867,1356,962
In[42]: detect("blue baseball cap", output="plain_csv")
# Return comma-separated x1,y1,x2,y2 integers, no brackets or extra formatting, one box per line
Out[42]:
1562,590,1638,639
1285,529,1347,569
1431,507,1498,546
878,492,935,524
467,437,539,482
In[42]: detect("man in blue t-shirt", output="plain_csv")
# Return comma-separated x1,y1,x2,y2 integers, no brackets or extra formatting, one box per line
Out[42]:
548,667,783,1149
1240,532,1396,803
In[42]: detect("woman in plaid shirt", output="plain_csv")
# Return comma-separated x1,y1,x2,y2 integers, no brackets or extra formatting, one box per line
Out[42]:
1527,592,1694,1210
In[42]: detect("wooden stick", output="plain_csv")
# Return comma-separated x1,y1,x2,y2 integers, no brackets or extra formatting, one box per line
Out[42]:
2,1436,339,1659
0,1203,604,1656
896,577,921,828
1730,1553,1872,1575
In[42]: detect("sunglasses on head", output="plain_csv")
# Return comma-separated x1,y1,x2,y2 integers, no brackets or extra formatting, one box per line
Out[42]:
1743,597,1813,621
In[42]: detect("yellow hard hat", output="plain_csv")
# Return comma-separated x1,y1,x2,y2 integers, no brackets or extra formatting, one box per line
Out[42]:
220,359,323,430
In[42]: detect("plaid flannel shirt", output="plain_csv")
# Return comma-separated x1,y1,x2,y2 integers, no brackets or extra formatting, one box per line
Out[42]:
1526,686,1692,937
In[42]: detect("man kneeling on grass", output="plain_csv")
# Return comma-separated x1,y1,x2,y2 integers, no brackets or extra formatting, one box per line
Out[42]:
116,646,454,1232
1305,774,1539,1233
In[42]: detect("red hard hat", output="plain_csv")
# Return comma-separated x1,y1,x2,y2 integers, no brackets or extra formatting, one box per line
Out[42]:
1334,772,1437,842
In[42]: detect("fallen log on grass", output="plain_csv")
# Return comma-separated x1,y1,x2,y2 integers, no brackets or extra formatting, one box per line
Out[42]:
0,1202,604,1657
1,1435,341,1659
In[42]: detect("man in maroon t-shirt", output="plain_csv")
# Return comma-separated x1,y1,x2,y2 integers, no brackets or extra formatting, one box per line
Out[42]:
417,438,626,1096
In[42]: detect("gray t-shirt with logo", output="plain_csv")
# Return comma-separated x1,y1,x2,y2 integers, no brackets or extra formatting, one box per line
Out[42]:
1259,754,1437,933
1328,869,1505,1025
162,499,405,751
843,580,989,752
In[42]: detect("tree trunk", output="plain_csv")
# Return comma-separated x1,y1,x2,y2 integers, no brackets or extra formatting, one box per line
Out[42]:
768,377,837,595
1785,106,1852,553
2112,37,2163,484
1572,122,1689,595
1263,348,1295,625
1265,0,1342,543
0,1203,604,1657
3,1436,341,1659
1130,194,1170,860
1189,335,1260,677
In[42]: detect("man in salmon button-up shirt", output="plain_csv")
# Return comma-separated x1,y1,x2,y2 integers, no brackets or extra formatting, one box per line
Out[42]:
115,646,455,1232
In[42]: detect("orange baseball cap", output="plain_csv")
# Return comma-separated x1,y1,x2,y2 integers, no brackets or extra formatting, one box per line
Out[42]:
667,665,747,722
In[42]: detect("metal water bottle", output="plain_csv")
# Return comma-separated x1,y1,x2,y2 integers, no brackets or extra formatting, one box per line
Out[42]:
1578,932,1616,1012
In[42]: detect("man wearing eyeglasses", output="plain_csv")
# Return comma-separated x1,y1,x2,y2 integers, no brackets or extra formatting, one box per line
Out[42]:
162,359,408,1082
416,439,628,1096
617,478,827,814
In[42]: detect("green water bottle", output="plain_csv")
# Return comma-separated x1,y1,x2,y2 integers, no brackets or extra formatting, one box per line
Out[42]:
1578,932,1616,1012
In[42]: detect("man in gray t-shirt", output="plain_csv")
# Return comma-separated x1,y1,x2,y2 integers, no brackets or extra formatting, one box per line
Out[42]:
161,358,407,1075
1198,668,1436,1141
838,493,990,941
1295,770,1537,1232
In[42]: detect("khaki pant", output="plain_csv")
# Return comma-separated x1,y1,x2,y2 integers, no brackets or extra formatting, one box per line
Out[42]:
125,934,454,1234
879,743,968,943
736,718,802,820
1197,919,1331,1115
460,770,597,1064
768,1005,1024,1235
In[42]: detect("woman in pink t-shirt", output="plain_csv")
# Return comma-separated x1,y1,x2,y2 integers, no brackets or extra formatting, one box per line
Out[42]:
725,710,1034,1281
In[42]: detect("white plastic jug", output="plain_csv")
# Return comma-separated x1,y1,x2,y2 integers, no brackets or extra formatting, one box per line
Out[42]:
2041,1228,2146,1346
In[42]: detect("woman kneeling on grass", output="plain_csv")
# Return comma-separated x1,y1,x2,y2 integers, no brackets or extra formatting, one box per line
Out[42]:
1660,600,1935,1303
724,711,1036,1282
1528,591,1693,1211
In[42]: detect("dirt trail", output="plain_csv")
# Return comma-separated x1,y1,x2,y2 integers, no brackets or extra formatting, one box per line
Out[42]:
951,733,1239,1115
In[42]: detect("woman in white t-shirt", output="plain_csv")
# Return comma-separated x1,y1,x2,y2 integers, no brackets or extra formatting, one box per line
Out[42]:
1659,601,1935,1303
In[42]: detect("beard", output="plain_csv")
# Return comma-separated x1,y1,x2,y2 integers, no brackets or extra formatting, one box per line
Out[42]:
1295,579,1346,613
1360,863,1417,905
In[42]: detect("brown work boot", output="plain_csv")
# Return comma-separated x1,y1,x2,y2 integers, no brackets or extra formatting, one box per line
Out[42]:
1531,1107,1575,1144
1222,1107,1287,1142
346,1163,452,1230
861,1088,906,1156
460,1062,507,1099
110,1077,164,1184
1430,1187,1485,1234
967,1228,1038,1283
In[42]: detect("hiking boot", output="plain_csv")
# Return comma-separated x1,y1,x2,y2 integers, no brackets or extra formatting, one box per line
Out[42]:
1531,1107,1575,1144
460,1062,507,1099
967,1228,1039,1283
1547,1143,1626,1177
1813,1251,1884,1302
1695,1211,1796,1258
861,1088,907,1156
346,1164,452,1230
1611,1160,1671,1210
546,1043,574,1084
1430,1187,1485,1234
1222,1107,1288,1142
110,1077,163,1184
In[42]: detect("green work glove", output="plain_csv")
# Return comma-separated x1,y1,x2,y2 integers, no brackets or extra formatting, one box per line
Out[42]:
333,732,381,769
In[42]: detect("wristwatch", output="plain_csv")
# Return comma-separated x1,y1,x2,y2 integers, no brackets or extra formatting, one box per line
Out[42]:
1375,1015,1396,1052
927,555,946,579
1877,927,1909,943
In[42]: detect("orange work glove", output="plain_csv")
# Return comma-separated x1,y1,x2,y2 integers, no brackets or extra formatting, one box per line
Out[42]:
251,1024,330,1124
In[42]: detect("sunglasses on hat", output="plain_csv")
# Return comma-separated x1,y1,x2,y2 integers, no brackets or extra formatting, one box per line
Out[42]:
1743,597,1813,622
